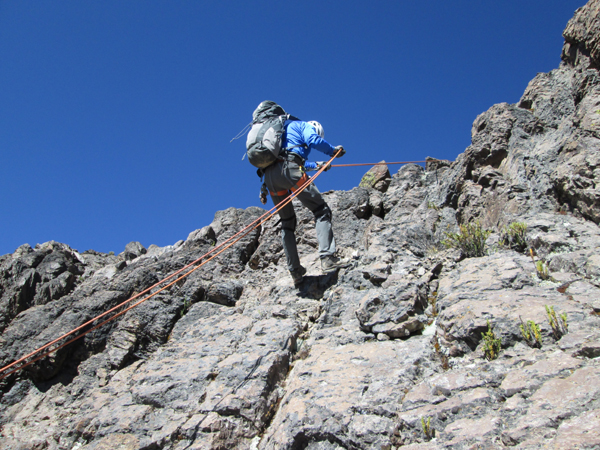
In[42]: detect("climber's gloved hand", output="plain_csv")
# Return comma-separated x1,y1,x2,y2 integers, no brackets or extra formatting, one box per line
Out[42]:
316,161,331,172
334,145,346,158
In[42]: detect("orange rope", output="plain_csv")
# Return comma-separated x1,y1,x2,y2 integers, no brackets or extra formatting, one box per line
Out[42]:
331,160,426,167
0,151,341,381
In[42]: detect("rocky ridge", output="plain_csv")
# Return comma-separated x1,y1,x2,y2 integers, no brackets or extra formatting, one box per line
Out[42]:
2,2,600,449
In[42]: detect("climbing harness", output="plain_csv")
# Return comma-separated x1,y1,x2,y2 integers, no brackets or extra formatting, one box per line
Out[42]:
268,172,310,197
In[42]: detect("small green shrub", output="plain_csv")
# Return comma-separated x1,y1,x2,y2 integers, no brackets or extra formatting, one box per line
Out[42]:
442,221,491,257
519,316,542,348
421,416,434,440
529,248,551,280
500,222,527,252
481,320,502,360
536,260,550,280
180,298,191,317
546,305,568,340
426,245,442,257
427,201,440,211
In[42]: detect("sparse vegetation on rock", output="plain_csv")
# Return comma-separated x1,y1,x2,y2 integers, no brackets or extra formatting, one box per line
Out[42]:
520,316,543,348
481,320,502,360
546,305,569,340
442,220,491,257
421,416,434,440
500,221,528,252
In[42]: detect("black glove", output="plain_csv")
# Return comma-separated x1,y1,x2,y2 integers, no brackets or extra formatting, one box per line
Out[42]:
334,145,346,158
316,161,331,172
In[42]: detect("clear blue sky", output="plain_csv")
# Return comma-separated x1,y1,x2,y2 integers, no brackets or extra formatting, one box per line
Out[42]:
0,1,585,256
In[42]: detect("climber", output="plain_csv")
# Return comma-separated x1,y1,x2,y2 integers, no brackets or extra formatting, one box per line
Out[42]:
263,117,349,286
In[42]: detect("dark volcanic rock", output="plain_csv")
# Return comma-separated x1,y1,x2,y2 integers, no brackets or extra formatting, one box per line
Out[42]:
355,281,428,338
122,241,147,261
2,3,600,449
563,0,600,68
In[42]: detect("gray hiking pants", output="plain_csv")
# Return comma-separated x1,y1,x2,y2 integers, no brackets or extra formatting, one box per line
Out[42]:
264,156,335,272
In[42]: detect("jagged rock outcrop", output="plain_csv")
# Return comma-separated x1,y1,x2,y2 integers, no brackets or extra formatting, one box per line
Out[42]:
359,161,391,193
2,2,600,449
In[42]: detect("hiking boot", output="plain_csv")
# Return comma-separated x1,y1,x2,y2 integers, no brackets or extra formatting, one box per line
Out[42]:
321,255,351,273
290,266,307,286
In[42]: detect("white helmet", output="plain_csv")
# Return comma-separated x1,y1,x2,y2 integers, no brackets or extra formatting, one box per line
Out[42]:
308,121,324,138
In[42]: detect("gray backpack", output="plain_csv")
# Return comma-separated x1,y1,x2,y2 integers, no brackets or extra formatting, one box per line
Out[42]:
246,101,299,169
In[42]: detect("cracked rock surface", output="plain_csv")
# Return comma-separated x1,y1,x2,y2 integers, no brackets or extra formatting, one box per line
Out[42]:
3,2,600,449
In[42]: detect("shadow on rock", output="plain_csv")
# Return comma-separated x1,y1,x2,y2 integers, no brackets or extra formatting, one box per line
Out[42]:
296,272,339,300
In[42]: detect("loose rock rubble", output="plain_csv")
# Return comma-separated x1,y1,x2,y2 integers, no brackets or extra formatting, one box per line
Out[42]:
2,2,600,449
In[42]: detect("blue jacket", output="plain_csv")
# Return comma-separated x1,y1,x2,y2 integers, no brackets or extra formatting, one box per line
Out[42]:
284,120,336,170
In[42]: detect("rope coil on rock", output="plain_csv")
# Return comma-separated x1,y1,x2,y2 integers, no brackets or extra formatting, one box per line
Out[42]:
0,151,345,381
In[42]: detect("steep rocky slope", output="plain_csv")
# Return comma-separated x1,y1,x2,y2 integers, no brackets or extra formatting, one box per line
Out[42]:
2,2,600,449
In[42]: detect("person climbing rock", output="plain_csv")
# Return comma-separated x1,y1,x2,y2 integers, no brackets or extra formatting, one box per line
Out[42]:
262,111,349,286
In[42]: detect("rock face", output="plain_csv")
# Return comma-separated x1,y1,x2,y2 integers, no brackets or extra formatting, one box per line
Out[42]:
2,3,600,449
359,162,391,192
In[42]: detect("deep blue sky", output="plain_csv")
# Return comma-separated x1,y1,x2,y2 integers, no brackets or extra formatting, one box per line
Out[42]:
0,1,585,256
